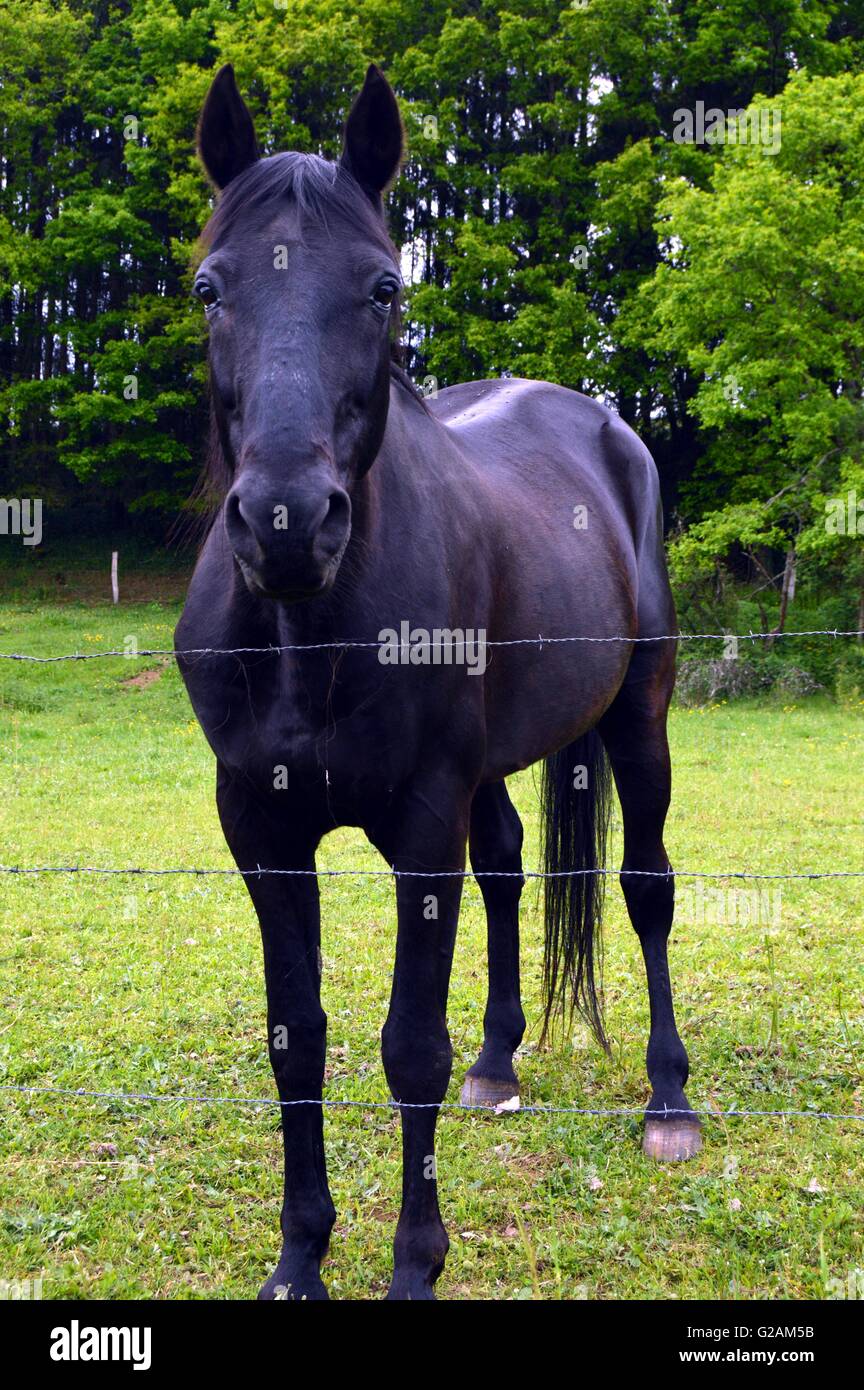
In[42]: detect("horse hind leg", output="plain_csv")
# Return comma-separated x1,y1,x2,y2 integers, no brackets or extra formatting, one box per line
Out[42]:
460,781,526,1107
598,659,701,1162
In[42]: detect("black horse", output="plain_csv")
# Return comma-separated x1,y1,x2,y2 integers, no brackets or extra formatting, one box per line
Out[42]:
176,63,699,1301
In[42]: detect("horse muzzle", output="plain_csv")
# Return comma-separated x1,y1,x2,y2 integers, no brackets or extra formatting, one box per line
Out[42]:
224,479,352,602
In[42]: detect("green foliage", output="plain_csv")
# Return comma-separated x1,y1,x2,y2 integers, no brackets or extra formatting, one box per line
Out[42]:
638,70,864,622
2,0,864,653
834,643,864,704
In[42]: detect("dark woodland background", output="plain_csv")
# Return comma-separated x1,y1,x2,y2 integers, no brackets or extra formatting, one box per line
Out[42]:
2,0,864,684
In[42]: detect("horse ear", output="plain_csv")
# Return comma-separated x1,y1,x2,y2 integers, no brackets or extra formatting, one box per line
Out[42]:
340,64,404,201
197,64,259,190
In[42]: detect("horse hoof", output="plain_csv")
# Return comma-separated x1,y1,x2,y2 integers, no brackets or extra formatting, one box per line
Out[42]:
258,1270,329,1301
642,1118,702,1163
459,1075,520,1108
385,1275,437,1300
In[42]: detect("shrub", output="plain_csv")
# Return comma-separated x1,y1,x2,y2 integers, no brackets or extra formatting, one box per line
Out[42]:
674,656,821,707
834,646,864,707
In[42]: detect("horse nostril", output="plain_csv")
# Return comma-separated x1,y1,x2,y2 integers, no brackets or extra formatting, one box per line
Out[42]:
226,491,244,531
225,489,264,566
315,489,351,560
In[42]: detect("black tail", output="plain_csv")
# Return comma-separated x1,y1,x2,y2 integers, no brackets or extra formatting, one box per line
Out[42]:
540,729,613,1049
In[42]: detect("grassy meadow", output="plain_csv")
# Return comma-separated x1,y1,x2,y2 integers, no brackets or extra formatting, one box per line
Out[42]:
0,593,862,1300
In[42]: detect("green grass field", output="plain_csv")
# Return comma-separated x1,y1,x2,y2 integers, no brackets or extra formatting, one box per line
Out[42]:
0,598,862,1300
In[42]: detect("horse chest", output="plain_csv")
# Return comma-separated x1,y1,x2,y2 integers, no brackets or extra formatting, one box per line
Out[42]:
214,681,419,823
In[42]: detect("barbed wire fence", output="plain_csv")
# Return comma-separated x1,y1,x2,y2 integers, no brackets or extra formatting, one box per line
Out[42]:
2,1082,863,1122
0,626,862,662
1,626,862,1127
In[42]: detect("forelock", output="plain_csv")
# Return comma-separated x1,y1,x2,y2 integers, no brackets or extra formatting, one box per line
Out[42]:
202,151,399,264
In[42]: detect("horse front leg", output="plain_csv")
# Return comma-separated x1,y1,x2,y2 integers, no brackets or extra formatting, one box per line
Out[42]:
374,772,472,1300
216,768,336,1299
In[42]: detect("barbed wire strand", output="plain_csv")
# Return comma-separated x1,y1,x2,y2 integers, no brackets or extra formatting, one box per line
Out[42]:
1,628,863,662
1,1082,861,1122
0,863,861,879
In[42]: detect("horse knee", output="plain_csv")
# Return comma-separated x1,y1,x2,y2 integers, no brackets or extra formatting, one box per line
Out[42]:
382,1014,452,1102
268,1010,327,1088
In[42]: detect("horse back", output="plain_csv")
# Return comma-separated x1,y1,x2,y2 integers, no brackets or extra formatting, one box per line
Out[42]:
429,378,672,636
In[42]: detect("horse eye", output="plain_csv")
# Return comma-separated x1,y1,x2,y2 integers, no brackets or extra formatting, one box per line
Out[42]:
195,281,219,309
372,281,398,310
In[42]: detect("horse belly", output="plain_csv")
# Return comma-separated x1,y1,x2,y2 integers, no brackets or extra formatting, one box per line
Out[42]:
480,518,638,778
482,635,632,779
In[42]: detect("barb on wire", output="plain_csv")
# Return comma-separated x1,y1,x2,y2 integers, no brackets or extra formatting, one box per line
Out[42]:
1,863,863,880
0,628,862,663
1,1082,862,1122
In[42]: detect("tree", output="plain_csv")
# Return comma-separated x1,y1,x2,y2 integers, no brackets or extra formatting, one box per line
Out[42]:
0,0,860,535
632,71,864,628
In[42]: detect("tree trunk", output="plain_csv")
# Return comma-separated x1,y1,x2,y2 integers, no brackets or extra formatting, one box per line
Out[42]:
770,545,797,644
